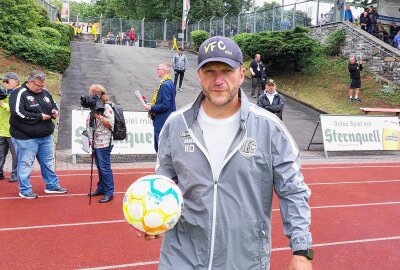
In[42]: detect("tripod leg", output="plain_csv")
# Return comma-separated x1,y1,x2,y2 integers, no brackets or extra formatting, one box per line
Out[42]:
89,150,94,205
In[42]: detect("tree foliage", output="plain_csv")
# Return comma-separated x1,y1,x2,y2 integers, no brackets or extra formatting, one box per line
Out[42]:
51,0,253,21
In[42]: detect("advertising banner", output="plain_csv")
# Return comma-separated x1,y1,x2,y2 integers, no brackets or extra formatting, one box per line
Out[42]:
182,0,190,31
320,115,400,151
61,0,69,20
71,110,155,155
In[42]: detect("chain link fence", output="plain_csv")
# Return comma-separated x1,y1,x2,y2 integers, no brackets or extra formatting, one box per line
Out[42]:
38,0,346,47
35,0,59,23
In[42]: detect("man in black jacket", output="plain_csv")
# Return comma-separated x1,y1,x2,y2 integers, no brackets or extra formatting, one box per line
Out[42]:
9,70,67,199
256,79,285,120
249,54,265,98
367,6,379,36
348,56,363,102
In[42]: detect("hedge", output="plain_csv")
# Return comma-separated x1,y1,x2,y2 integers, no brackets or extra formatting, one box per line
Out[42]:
0,0,72,73
191,30,209,51
27,27,62,46
5,34,71,73
233,27,321,72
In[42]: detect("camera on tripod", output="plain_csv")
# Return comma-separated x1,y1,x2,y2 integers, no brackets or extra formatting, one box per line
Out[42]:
80,94,105,115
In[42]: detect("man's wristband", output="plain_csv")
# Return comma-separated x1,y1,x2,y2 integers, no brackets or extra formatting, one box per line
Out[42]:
293,249,314,260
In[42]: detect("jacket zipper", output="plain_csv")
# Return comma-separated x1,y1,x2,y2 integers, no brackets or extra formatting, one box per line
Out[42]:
207,120,247,270
186,118,247,269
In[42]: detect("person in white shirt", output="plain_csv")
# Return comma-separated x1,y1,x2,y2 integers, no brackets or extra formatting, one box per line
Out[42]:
256,79,285,120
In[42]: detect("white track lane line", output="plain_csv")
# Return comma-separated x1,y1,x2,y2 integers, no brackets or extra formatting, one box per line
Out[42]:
76,261,159,270
75,236,400,269
1,201,399,232
303,164,400,170
29,171,155,178
0,220,125,232
1,179,399,200
0,191,126,200
1,177,400,200
307,179,400,185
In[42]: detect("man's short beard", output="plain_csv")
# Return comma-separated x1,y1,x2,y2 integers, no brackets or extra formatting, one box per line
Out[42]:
203,86,239,107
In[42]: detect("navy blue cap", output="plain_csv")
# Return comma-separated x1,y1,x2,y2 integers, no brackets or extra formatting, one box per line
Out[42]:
197,36,243,69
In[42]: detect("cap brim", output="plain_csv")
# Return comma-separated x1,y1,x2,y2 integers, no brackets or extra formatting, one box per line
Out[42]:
198,57,240,69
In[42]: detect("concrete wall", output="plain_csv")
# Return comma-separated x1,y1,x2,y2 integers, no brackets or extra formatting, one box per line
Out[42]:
308,21,400,86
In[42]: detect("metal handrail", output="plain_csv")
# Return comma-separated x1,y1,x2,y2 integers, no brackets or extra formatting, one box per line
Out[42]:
342,23,400,61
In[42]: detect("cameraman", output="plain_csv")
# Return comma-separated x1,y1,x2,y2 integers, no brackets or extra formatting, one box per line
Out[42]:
85,84,115,203
0,72,19,182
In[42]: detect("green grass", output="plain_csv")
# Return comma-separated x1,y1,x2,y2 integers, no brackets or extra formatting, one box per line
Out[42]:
0,49,62,103
245,56,400,115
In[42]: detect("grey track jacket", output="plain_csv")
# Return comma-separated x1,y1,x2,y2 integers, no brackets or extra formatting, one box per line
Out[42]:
156,89,312,270
172,53,188,71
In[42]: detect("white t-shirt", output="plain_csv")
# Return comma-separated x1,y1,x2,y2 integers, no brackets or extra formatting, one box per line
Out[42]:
265,91,277,104
198,105,240,180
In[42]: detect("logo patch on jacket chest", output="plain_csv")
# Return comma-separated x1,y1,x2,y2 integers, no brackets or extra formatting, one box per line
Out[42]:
180,130,195,152
27,96,38,107
240,138,257,156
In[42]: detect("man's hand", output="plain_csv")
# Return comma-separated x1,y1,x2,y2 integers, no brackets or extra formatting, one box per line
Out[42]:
51,109,59,119
289,255,312,270
42,113,51,120
143,104,151,111
136,231,163,241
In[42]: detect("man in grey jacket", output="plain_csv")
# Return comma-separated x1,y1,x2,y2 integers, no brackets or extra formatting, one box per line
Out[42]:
172,48,188,92
141,36,313,270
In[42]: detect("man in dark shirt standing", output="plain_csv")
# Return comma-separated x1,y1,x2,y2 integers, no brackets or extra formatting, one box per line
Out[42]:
367,5,379,36
348,56,363,102
9,70,67,199
249,54,265,98
389,21,400,46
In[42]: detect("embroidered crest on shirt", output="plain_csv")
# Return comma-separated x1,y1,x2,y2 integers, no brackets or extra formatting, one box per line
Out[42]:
240,138,257,156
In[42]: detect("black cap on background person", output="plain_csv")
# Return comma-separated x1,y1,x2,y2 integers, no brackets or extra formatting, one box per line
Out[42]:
1,72,20,82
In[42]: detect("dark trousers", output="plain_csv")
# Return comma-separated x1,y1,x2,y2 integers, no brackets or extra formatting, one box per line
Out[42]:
93,145,114,196
154,130,160,153
0,136,17,177
174,70,185,88
251,77,262,97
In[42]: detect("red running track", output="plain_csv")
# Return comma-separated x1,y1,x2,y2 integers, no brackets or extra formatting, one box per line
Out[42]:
0,164,399,269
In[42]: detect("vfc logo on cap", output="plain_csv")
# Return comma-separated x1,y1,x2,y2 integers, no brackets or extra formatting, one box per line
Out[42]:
204,40,232,56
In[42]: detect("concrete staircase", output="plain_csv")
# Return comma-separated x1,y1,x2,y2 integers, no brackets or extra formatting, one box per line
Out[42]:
308,21,400,86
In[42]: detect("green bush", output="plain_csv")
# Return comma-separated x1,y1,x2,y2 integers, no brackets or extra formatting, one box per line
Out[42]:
27,27,62,46
323,29,346,56
51,23,74,42
232,33,253,60
234,27,321,72
190,30,209,51
5,34,70,73
0,0,72,73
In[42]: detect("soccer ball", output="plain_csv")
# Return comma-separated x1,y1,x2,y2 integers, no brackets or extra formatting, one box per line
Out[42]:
123,174,183,235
